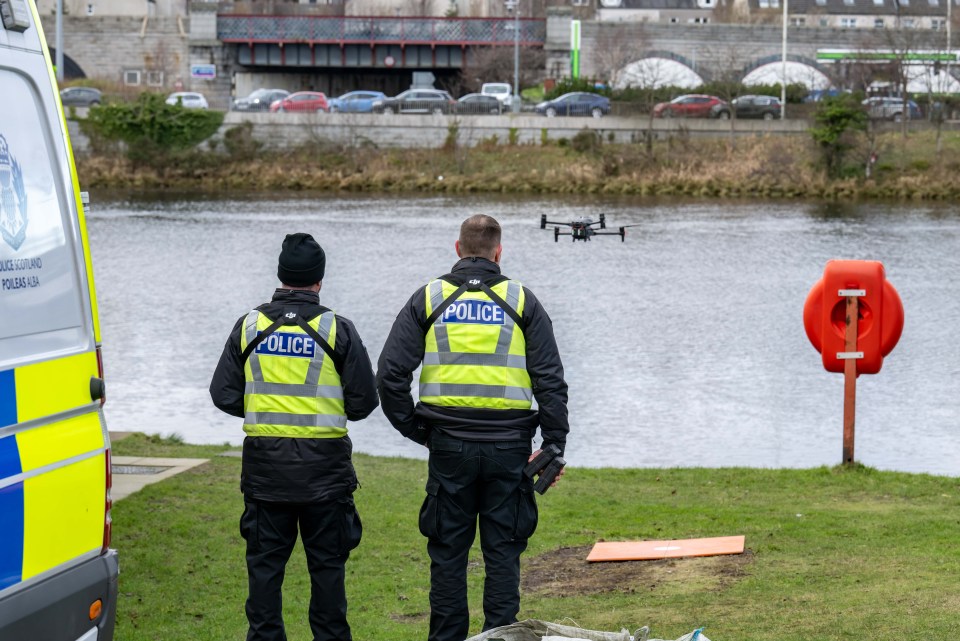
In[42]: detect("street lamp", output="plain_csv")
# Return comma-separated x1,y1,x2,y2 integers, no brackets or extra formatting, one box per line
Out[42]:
55,0,63,82
780,0,788,119
506,0,519,112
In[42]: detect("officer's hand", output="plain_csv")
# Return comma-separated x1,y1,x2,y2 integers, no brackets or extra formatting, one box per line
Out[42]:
550,465,565,488
528,449,542,464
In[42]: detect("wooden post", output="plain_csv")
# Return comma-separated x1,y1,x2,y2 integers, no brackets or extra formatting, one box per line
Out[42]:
842,295,859,465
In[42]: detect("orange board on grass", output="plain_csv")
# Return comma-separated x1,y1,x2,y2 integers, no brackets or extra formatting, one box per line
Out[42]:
586,535,745,562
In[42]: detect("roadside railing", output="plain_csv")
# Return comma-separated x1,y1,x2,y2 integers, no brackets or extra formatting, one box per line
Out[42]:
217,15,546,45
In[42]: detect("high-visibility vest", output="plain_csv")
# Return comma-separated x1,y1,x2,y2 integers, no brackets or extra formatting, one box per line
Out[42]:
239,309,347,438
420,278,533,410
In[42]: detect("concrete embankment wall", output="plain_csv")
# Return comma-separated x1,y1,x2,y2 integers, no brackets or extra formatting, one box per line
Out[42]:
67,112,811,154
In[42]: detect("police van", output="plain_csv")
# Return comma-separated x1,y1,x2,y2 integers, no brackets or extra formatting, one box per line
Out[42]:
0,1,119,640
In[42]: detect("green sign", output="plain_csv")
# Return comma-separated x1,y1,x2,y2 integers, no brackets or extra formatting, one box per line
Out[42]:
570,20,581,80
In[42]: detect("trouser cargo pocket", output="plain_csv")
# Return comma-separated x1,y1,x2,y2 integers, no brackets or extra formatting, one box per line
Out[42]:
513,485,538,541
338,496,363,555
419,481,441,540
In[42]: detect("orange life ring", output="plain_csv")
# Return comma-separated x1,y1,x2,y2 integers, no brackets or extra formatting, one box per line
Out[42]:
803,260,904,375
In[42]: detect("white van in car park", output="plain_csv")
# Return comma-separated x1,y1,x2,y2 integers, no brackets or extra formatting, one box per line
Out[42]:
481,82,514,110
0,1,119,640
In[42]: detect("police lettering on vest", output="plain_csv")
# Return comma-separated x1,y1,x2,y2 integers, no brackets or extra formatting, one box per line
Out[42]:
255,331,317,358
439,299,505,325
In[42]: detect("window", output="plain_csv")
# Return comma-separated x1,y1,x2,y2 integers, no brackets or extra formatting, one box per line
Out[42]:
572,0,589,6
815,0,827,6
86,3,93,15
874,17,885,27
758,0,769,7
123,70,141,86
904,17,915,27
690,16,709,22
932,17,946,28
146,70,164,86
928,0,939,5
843,0,854,6
873,0,883,5
819,16,829,25
0,69,87,360
670,16,679,22
840,17,857,26
791,16,806,24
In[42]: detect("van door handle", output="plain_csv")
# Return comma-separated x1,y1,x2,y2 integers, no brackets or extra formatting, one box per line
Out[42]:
90,377,106,402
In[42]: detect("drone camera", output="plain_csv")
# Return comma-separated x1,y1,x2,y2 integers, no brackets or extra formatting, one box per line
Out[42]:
599,213,606,229
540,214,547,230
619,226,626,242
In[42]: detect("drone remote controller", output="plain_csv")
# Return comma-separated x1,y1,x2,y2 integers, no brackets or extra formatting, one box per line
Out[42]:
523,444,565,494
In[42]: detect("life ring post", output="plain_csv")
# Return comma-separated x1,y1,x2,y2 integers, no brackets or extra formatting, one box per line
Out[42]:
839,291,863,465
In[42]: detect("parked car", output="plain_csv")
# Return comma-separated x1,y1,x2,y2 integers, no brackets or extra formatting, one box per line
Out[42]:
454,93,503,115
653,94,726,118
270,91,329,113
481,82,514,110
371,89,456,115
712,95,782,120
327,90,387,113
862,96,921,122
59,86,102,107
535,92,610,118
803,88,845,103
165,91,209,109
233,88,289,112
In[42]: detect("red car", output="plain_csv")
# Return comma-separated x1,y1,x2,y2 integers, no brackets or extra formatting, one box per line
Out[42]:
270,91,329,113
653,94,727,118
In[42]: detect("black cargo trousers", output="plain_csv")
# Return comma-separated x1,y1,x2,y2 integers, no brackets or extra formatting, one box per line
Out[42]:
240,497,363,641
419,434,539,641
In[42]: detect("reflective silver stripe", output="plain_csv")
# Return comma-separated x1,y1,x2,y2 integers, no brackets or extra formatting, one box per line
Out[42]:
304,312,335,386
243,310,263,382
244,412,347,428
0,447,105,491
419,383,533,402
422,352,527,369
245,382,344,400
429,281,452,352
0,402,100,439
495,281,522,355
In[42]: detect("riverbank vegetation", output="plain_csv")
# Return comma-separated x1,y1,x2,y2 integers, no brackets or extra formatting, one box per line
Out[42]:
75,125,960,200
112,432,960,641
73,93,960,200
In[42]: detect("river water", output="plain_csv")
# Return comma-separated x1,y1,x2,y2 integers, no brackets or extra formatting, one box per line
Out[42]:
85,194,960,476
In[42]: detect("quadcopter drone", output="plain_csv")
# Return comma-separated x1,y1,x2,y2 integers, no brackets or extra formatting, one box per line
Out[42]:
540,213,640,242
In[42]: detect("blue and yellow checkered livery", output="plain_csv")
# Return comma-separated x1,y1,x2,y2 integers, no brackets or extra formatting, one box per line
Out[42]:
0,352,107,593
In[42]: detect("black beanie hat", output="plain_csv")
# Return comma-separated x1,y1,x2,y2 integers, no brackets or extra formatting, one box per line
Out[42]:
277,233,326,286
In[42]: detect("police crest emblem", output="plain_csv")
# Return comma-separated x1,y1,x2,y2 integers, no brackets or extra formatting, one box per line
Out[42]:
0,134,28,251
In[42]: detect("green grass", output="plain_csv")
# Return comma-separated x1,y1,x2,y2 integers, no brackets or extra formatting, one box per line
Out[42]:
111,434,960,641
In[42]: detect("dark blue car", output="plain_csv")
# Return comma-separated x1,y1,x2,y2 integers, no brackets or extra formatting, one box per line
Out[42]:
535,92,610,118
328,90,387,113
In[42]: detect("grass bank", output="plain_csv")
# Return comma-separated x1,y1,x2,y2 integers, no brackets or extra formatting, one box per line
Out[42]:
111,433,960,641
75,127,960,201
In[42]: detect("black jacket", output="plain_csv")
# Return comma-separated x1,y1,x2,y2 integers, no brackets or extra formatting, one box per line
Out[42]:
210,289,379,502
377,258,569,454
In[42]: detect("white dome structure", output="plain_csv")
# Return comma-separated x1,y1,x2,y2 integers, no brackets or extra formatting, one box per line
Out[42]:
742,61,832,89
615,57,704,90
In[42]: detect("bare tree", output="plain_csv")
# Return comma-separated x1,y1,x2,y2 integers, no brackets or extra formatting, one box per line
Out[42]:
461,46,546,94
591,23,650,86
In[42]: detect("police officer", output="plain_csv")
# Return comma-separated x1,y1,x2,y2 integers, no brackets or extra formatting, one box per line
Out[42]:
377,214,569,641
210,233,379,641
